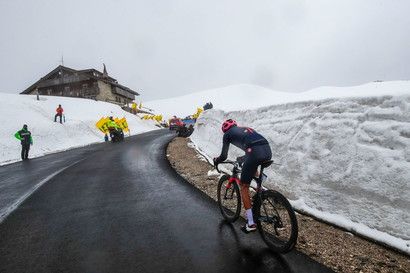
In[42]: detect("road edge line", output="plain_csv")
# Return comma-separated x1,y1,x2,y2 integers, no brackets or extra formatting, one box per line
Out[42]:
0,159,84,224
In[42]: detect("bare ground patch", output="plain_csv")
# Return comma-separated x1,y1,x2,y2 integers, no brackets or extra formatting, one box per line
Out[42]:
167,137,410,273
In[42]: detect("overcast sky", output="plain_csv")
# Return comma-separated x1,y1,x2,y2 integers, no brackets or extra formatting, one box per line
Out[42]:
0,0,409,100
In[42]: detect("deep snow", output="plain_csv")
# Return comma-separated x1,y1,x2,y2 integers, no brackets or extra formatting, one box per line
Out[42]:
145,81,410,119
175,81,409,254
0,94,158,165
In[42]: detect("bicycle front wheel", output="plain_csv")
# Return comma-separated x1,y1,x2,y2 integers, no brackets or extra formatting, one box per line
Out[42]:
256,190,298,253
217,175,241,222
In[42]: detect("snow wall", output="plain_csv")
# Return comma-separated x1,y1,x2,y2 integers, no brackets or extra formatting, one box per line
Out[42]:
191,94,410,254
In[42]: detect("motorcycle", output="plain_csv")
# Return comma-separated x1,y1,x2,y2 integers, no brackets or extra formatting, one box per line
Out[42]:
108,127,124,143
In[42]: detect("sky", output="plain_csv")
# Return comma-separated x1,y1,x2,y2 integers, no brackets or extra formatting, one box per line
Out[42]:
0,0,409,100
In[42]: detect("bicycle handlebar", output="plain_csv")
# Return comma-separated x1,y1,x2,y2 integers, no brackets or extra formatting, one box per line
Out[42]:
214,160,239,173
214,159,280,173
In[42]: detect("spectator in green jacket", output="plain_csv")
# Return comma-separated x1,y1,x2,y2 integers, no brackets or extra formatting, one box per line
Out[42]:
107,116,119,129
15,124,33,160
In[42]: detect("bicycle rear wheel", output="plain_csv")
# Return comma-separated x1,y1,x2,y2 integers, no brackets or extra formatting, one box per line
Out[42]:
256,190,298,253
217,175,241,222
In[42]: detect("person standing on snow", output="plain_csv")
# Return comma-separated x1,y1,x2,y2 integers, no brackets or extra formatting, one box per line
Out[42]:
54,104,64,123
131,102,137,114
14,124,33,160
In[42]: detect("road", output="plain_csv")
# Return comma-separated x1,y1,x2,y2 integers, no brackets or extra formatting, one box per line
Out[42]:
0,130,334,273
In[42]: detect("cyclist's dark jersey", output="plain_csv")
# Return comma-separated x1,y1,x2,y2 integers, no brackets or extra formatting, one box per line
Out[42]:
217,126,272,184
217,126,269,162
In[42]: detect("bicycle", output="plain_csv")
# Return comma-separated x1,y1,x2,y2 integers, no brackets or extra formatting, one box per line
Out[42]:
215,159,298,253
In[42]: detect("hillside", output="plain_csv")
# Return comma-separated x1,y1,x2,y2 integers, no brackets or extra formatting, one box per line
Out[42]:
0,94,158,165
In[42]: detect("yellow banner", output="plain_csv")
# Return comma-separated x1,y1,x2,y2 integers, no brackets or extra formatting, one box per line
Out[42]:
96,117,128,134
154,115,163,122
142,114,163,122
119,117,129,132
192,107,203,119
96,117,110,133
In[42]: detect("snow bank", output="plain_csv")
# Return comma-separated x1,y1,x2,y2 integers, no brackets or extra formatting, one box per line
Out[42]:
146,81,410,119
0,94,158,165
145,84,278,119
190,82,410,254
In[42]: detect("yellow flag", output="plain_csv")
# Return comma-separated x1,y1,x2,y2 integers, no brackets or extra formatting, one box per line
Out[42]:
120,117,129,132
156,115,163,122
96,117,110,133
95,118,106,133
192,107,204,119
114,118,122,128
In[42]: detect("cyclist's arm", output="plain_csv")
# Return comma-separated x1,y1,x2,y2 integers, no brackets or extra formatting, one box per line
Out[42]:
215,134,230,163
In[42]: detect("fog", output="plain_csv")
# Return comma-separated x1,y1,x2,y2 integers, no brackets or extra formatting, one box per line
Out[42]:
0,0,409,100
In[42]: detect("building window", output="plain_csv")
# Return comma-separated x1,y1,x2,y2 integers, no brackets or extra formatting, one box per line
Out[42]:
82,83,88,89
47,89,52,95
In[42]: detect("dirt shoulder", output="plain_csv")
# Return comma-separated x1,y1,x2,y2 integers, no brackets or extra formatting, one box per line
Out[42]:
167,137,409,273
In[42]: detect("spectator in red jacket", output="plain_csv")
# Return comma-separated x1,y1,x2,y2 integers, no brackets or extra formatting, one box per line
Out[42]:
54,104,64,123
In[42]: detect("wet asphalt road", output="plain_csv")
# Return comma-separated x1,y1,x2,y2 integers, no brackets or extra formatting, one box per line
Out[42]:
0,130,334,273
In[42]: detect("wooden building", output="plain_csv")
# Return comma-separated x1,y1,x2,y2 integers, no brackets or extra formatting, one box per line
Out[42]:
21,65,139,105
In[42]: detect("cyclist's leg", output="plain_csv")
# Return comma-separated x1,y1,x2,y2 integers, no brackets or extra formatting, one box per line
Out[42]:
253,144,272,179
241,145,272,228
241,154,259,228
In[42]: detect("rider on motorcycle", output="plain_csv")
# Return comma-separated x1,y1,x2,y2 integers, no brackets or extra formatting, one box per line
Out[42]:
107,116,119,130
107,116,123,141
214,119,272,232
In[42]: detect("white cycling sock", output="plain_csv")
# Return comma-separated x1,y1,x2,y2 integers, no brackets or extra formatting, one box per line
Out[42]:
246,209,255,226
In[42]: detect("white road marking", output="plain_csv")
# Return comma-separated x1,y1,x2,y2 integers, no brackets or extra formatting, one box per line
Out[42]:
0,159,83,224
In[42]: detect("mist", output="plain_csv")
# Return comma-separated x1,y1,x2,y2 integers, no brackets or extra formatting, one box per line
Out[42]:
0,0,409,100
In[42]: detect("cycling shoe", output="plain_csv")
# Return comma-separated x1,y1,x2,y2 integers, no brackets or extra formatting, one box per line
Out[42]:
241,223,257,234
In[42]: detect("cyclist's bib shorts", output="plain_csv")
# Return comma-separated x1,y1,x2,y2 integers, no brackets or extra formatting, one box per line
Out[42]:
241,143,272,185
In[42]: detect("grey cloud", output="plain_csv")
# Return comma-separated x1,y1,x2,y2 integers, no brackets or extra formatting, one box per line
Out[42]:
0,0,409,100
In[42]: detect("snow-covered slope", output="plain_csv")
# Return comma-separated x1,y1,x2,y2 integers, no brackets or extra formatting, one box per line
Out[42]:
188,81,410,254
0,94,158,165
146,81,410,119
146,84,276,118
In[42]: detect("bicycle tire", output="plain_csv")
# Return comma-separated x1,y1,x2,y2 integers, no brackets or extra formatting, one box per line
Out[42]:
217,175,241,222
255,190,298,253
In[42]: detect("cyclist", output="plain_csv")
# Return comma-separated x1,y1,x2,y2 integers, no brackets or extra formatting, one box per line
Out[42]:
214,119,272,233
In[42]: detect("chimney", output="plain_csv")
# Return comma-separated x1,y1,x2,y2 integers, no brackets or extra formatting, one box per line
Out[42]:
103,63,108,78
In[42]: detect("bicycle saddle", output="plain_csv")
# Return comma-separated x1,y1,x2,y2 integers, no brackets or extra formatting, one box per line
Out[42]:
261,160,273,168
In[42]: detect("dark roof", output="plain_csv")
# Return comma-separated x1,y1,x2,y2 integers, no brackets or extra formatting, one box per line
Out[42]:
77,68,117,82
21,65,139,95
21,66,72,94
